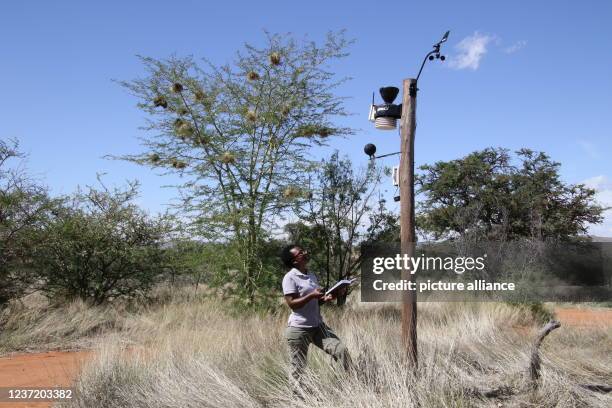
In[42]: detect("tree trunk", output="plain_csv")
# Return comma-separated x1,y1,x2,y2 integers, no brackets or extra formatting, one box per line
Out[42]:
336,291,348,306
245,212,258,303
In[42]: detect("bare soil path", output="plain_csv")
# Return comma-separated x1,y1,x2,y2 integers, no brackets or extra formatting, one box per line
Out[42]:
0,350,91,407
555,307,612,327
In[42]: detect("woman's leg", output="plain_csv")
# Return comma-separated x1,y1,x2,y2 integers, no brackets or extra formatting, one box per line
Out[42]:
312,323,352,371
285,326,312,387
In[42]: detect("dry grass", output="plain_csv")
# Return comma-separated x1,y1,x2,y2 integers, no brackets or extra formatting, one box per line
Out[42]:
17,287,603,408
0,293,126,354
1,286,609,406
0,284,212,354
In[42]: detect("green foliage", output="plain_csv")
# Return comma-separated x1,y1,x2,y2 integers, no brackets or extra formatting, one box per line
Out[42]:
0,139,53,307
161,239,209,286
506,302,555,324
284,222,331,280
116,31,353,301
31,180,171,305
416,147,607,241
291,152,388,304
364,198,400,244
183,238,285,309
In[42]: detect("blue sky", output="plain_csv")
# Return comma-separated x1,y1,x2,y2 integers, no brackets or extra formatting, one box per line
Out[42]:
1,1,611,235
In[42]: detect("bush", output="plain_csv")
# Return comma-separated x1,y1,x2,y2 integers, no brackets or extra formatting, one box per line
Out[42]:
0,139,53,308
32,180,171,305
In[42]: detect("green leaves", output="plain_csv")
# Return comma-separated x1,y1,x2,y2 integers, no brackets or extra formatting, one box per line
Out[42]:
292,151,384,293
294,124,336,138
116,31,354,301
416,147,606,241
0,139,54,306
31,181,172,304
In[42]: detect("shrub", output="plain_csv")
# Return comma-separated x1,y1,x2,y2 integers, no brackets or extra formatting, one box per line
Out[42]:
32,180,171,305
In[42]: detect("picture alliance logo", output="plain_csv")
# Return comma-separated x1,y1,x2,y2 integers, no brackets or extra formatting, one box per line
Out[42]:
371,253,488,275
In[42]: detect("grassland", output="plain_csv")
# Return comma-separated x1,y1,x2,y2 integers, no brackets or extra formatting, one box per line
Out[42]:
1,286,610,407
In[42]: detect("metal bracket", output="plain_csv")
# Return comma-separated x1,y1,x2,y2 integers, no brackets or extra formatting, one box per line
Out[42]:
370,151,400,160
409,82,418,97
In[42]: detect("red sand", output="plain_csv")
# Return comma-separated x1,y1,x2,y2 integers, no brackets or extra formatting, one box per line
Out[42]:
555,307,612,327
0,350,91,407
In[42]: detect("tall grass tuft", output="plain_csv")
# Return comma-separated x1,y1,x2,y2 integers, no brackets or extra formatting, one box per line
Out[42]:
52,292,610,408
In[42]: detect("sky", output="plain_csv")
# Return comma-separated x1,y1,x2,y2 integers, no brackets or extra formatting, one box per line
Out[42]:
1,0,611,235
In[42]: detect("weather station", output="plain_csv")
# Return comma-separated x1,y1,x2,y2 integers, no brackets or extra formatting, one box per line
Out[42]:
363,31,450,367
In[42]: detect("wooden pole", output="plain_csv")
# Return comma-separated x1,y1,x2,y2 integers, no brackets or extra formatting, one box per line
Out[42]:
399,78,418,367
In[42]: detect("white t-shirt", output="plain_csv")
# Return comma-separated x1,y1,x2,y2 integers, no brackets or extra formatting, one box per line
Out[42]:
282,268,322,328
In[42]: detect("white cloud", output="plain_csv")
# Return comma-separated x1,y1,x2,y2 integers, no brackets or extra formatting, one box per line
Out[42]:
583,175,610,190
577,139,601,159
504,40,527,54
448,32,496,70
582,175,612,237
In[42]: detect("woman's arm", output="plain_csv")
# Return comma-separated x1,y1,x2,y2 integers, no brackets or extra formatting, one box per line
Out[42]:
284,287,323,310
318,286,347,304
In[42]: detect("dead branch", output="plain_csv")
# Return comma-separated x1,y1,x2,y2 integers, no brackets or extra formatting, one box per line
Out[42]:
470,320,561,399
579,384,612,393
470,319,611,399
528,320,561,387
467,385,515,399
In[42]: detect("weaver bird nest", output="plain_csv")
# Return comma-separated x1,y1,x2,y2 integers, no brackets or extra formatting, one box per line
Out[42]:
296,124,334,138
283,186,302,199
153,96,168,109
193,135,209,146
174,119,193,137
194,90,206,102
171,83,184,93
220,152,236,164
171,159,186,169
269,52,281,66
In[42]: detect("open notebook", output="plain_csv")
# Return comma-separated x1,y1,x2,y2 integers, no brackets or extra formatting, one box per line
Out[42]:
325,278,357,296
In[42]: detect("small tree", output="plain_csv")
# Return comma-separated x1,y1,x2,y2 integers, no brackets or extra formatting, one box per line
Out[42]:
293,152,386,305
116,32,353,302
32,180,171,305
284,221,332,278
0,139,52,307
162,239,206,287
416,148,607,241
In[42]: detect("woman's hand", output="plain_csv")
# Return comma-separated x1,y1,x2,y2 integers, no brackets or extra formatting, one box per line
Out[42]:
309,287,324,299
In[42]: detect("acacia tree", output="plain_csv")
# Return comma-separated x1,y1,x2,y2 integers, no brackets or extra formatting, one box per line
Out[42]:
117,32,352,301
416,148,607,241
0,139,52,307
